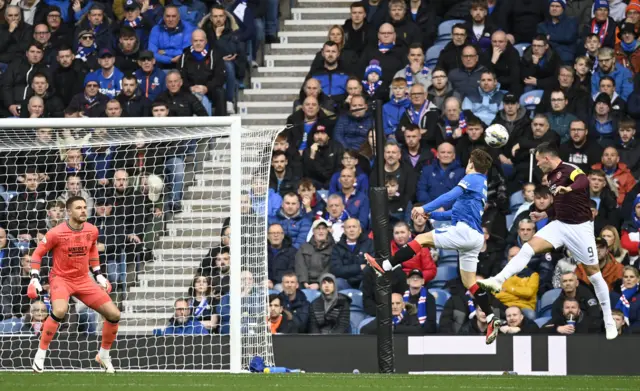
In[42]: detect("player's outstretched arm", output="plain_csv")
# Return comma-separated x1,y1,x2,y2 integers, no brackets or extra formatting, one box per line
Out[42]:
430,210,453,221
421,186,464,214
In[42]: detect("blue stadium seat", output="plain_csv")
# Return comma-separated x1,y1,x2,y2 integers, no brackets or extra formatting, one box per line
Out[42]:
534,316,551,328
510,190,524,212
428,288,451,311
519,89,545,113
350,310,368,334
439,249,458,265
506,213,516,230
436,310,442,327
268,289,280,296
358,316,376,334
302,288,321,303
426,42,447,68
514,42,530,57
0,318,23,334
340,289,364,310
437,19,465,39
428,265,459,289
537,288,561,317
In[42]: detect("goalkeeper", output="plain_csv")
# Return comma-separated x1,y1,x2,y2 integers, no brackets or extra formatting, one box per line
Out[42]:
28,196,120,373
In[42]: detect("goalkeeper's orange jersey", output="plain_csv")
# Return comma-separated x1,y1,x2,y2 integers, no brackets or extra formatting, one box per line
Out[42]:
31,222,100,280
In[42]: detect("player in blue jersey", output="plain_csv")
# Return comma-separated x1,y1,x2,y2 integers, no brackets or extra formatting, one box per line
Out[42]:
365,149,502,343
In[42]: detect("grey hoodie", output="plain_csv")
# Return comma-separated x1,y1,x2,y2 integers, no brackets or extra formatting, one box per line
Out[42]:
319,273,338,314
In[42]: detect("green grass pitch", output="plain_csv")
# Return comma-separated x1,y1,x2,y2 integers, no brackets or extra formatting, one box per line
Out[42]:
1,373,640,391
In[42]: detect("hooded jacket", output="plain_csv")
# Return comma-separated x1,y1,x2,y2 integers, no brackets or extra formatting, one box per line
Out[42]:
308,273,351,334
268,208,312,249
383,97,412,137
330,232,374,288
302,139,344,190
199,10,247,75
295,235,335,286
592,63,634,100
614,40,640,75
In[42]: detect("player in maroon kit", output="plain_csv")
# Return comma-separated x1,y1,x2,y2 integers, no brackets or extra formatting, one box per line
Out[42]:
27,196,120,373
478,142,617,340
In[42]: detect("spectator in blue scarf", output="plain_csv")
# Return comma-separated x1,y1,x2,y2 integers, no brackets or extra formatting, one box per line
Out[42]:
402,269,437,333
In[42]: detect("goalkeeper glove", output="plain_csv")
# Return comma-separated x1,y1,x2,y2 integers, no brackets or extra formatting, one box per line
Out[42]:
93,269,112,293
27,272,42,299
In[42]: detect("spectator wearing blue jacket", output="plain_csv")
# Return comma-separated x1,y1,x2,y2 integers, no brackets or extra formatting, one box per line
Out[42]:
592,47,634,100
461,71,505,126
330,218,374,290
416,142,465,204
134,50,167,102
536,1,578,65
277,272,310,333
148,5,195,67
383,78,411,137
161,298,209,335
333,95,374,150
268,193,312,249
172,0,207,27
72,0,96,22
84,48,124,99
336,168,370,231
307,41,349,105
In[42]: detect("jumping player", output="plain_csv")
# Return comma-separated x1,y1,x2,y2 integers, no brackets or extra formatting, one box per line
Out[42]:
365,149,502,344
28,196,120,372
477,142,617,340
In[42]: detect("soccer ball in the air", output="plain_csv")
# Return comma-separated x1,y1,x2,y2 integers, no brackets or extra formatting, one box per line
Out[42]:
484,124,509,148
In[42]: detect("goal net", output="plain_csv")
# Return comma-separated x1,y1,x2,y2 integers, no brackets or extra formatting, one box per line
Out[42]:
0,117,279,372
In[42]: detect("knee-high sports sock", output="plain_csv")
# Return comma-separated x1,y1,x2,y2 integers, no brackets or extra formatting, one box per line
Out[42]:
469,283,495,323
39,315,61,350
100,320,119,350
382,241,422,271
494,243,535,284
588,272,615,327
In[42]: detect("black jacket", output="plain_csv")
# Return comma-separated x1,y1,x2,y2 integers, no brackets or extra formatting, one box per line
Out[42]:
177,47,226,95
155,89,208,117
486,43,522,97
388,16,422,48
512,129,560,184
369,161,418,206
559,139,603,173
277,289,311,333
67,92,109,117
19,90,65,118
89,214,126,263
308,293,351,334
436,41,466,74
268,167,300,197
74,17,114,52
200,14,247,77
330,232,374,288
7,187,53,239
0,57,50,109
267,237,297,285
116,91,152,118
541,311,601,334
502,0,547,44
363,0,389,31
433,0,472,20
401,145,435,176
405,290,438,334
536,84,593,124
115,41,142,74
107,187,146,237
342,19,371,56
520,47,562,91
0,22,33,64
286,110,336,152
357,43,408,85
51,60,87,108
617,138,640,178
492,107,531,158
302,139,344,189
395,104,440,148
550,285,603,330
411,0,439,50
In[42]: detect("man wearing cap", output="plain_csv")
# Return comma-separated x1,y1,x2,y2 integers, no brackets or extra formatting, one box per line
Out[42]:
614,22,640,74
537,0,578,65
302,125,344,191
492,93,531,152
295,218,335,290
148,5,195,67
89,196,127,294
66,73,109,117
83,48,124,99
134,50,166,102
74,3,115,52
403,269,437,333
589,92,620,147
592,47,634,100
0,42,48,117
120,0,154,50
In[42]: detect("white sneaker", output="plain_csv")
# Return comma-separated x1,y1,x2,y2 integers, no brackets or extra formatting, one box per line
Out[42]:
32,349,46,373
477,278,503,295
226,102,235,114
605,325,618,340
96,351,115,373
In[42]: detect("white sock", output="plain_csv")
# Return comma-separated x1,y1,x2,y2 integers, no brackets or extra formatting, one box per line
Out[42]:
588,272,615,327
486,313,495,323
382,260,392,271
35,348,47,358
99,347,110,358
494,243,535,284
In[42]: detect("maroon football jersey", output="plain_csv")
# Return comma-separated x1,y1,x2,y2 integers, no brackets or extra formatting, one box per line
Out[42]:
547,162,592,225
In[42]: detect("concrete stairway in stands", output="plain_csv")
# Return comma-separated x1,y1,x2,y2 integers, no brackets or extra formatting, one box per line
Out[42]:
118,0,349,334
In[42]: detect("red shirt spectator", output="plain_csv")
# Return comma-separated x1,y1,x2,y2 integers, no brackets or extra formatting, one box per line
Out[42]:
390,222,436,283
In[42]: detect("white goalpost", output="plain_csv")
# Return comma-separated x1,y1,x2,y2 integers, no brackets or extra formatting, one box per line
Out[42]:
0,117,279,372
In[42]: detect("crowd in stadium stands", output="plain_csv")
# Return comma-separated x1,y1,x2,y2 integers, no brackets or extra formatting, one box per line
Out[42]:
3,0,640,338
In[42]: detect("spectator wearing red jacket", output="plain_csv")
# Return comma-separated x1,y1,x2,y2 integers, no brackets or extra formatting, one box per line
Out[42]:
620,195,640,257
390,221,436,283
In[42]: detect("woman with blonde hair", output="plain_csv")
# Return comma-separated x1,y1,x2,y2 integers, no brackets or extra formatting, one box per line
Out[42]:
601,225,631,265
308,25,357,74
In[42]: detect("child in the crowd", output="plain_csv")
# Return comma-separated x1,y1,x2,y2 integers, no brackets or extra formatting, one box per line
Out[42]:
328,149,370,195
584,34,602,73
386,175,406,225
513,182,536,224
617,118,640,177
297,178,327,219
382,77,411,137
361,60,388,102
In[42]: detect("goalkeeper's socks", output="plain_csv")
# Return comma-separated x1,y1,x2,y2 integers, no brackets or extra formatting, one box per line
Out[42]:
469,282,494,322
101,320,119,350
388,241,422,268
39,315,60,350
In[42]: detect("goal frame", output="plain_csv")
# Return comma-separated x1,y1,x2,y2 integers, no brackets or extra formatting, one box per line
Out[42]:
0,117,255,373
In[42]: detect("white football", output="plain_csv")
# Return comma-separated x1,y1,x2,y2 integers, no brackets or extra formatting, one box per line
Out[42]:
485,124,509,148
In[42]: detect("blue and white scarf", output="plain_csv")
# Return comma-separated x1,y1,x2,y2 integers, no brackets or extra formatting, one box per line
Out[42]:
466,290,477,319
404,65,430,87
403,287,427,325
410,100,432,125
362,80,382,97
323,209,349,224
378,41,394,53
392,310,405,325
191,44,209,62
444,112,467,137
192,297,209,317
76,44,96,62
616,283,639,325
124,16,142,28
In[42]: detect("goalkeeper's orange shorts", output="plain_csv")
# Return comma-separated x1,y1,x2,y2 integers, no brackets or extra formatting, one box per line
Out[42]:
49,274,112,309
